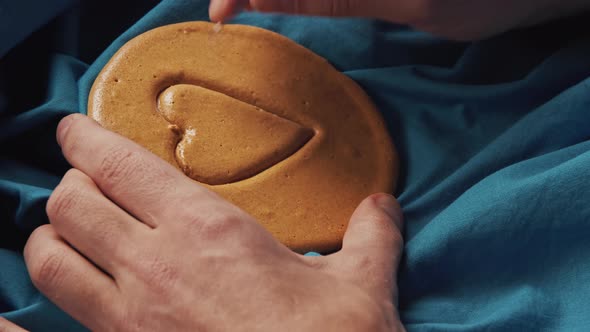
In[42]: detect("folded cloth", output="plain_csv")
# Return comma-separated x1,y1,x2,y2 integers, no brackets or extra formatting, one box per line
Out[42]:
1,1,589,330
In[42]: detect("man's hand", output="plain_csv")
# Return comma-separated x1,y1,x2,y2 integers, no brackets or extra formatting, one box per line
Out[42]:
210,0,589,40
23,114,405,331
0,317,27,332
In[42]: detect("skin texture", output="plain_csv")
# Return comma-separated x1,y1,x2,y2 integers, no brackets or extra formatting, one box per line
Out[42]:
209,0,590,40
0,317,27,332
22,114,406,332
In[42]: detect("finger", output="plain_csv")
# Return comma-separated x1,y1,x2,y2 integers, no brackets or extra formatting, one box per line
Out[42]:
47,168,148,275
0,317,28,332
250,0,404,21
56,114,217,227
209,0,250,22
328,194,404,300
24,225,121,331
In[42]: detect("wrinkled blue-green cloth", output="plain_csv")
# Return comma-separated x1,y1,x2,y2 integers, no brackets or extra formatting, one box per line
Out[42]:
2,0,590,330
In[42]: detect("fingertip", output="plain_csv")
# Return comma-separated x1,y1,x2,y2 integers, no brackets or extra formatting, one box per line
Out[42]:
56,114,76,146
371,193,403,230
209,0,249,22
56,113,91,146
341,193,404,256
328,194,404,302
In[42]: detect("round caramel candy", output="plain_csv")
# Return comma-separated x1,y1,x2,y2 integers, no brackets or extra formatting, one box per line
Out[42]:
88,22,398,253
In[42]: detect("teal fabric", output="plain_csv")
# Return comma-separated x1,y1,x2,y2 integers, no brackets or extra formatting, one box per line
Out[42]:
2,0,590,330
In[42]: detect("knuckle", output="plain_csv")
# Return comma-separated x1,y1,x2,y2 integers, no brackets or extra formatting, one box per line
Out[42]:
47,180,82,220
178,200,247,240
30,248,67,292
88,217,121,250
354,255,378,272
99,146,140,186
112,310,141,332
197,213,243,240
147,262,179,293
135,256,180,295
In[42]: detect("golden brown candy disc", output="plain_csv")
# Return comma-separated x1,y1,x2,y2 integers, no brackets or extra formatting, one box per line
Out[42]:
88,22,398,253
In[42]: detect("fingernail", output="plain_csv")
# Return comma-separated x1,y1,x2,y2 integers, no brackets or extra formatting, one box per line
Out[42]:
375,193,402,227
56,115,75,146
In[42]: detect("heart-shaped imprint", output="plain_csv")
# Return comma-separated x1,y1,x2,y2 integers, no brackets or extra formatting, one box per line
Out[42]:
157,84,314,185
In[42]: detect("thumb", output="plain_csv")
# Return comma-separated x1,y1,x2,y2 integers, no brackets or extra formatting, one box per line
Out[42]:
329,193,404,301
250,0,402,21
